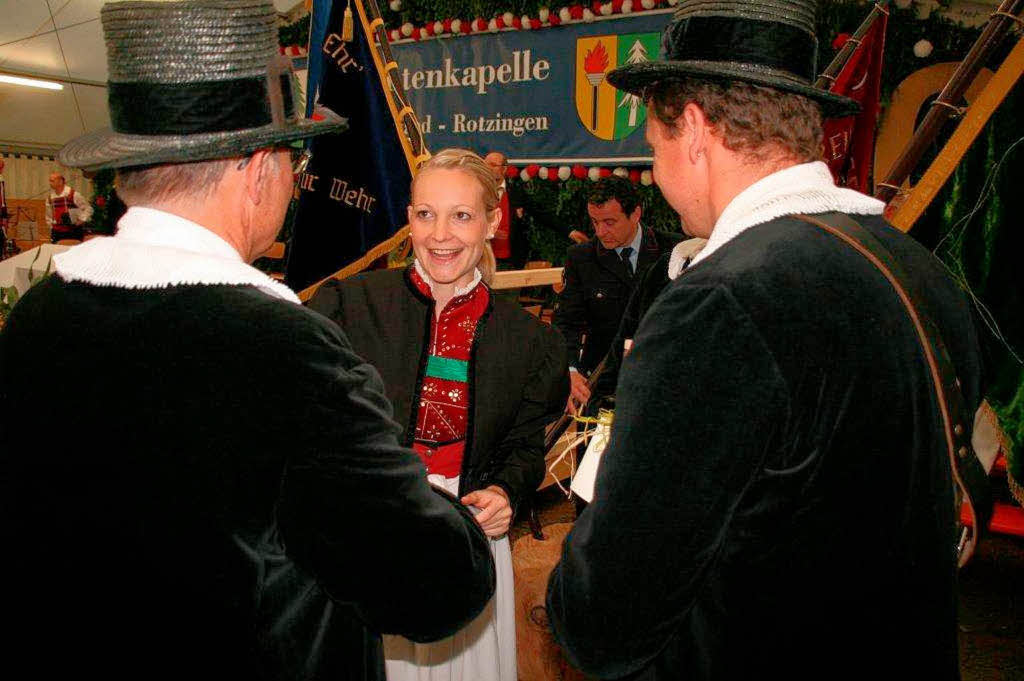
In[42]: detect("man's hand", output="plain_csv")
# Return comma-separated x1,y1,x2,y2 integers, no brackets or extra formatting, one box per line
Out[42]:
461,485,512,537
567,369,591,412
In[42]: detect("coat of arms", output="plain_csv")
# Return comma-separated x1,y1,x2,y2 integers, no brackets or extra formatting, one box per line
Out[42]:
574,32,660,140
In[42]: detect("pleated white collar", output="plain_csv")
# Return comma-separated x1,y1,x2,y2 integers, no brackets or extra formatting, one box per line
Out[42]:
54,206,300,304
670,161,885,279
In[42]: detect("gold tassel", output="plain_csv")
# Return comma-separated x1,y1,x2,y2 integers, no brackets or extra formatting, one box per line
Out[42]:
342,1,354,42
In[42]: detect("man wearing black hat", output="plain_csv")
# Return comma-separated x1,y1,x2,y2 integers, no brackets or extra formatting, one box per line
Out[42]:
0,3,494,680
547,1,983,679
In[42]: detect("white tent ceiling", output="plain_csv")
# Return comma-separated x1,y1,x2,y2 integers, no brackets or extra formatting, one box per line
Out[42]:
0,0,302,155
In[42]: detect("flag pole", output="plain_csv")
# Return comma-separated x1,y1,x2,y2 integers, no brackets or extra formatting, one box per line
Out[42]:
814,0,890,90
887,32,1024,231
354,0,431,173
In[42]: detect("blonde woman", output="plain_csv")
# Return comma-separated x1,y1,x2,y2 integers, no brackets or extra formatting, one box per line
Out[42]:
310,148,568,680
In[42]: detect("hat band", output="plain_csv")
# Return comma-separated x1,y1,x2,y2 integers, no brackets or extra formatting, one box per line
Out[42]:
108,75,295,136
665,16,817,83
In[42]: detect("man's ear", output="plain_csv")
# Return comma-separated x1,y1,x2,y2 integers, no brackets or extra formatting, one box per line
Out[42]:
630,205,642,223
681,102,710,163
244,149,273,206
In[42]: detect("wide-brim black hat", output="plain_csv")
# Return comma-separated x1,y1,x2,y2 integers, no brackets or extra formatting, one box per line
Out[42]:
59,0,348,172
607,0,860,118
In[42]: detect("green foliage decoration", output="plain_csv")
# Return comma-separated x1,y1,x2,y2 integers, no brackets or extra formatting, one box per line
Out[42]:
87,169,127,235
917,83,1024,498
279,13,311,48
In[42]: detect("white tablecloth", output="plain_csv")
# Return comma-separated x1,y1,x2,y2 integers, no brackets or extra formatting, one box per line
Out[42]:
0,243,70,295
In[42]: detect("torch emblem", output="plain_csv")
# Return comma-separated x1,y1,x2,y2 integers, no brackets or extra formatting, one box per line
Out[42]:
584,42,610,130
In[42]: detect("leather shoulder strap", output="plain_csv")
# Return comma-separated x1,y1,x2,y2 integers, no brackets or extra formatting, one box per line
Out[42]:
793,212,993,566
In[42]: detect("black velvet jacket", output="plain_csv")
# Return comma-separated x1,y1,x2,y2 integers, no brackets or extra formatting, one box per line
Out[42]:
553,227,682,374
0,279,495,681
592,250,674,402
548,214,982,681
309,266,569,512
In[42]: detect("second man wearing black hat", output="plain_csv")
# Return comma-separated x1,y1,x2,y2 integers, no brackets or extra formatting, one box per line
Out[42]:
547,1,983,679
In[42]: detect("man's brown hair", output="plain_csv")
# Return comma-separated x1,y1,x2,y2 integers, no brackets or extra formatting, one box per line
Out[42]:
646,78,824,164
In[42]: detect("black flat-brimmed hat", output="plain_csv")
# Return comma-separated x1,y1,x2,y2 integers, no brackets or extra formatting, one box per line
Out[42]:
59,0,348,171
607,0,860,118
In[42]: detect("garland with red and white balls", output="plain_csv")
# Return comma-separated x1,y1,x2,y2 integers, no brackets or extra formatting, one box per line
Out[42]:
388,1,677,45
506,164,654,186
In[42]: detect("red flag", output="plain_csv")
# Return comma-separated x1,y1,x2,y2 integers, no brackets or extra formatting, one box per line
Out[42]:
822,15,887,192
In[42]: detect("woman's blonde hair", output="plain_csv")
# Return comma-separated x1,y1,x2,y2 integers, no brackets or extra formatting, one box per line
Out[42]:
411,148,501,284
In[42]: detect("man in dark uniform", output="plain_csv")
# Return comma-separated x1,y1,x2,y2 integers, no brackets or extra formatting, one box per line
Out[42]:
552,175,680,409
547,1,984,679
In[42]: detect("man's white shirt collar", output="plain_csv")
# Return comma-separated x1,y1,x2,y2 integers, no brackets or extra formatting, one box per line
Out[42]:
616,223,643,255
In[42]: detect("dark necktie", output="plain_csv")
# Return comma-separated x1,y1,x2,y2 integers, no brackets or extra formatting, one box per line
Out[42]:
620,246,634,277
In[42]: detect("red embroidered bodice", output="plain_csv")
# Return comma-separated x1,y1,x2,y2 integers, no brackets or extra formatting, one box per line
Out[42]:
409,266,489,478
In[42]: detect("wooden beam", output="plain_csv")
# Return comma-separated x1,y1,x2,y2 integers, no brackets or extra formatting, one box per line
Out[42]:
490,267,563,290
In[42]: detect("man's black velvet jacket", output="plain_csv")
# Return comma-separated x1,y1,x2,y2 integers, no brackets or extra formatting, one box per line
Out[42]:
547,214,982,680
0,279,495,681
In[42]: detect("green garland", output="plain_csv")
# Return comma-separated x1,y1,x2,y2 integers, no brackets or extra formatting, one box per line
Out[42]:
278,14,311,48
86,169,126,235
512,176,680,264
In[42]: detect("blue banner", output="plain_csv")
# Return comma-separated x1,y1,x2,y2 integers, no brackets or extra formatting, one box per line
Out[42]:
286,0,414,292
391,10,672,165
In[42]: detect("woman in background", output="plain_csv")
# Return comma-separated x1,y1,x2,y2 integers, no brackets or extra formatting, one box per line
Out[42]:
310,148,568,681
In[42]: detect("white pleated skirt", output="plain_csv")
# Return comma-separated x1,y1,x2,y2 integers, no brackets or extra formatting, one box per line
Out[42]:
383,474,517,681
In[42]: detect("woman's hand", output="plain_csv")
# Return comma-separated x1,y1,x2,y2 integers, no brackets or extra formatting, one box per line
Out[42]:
461,485,512,537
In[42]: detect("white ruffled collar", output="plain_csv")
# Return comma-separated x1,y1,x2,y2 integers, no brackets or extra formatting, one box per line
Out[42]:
53,206,300,303
413,259,483,298
671,161,885,279
666,237,709,279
